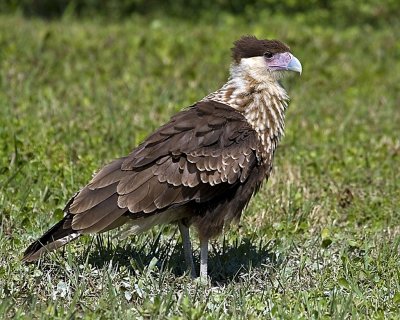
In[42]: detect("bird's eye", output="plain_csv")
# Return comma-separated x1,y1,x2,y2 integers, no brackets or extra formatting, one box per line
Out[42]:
263,51,273,59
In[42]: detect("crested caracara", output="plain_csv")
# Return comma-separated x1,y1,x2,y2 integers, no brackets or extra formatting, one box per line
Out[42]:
23,35,302,279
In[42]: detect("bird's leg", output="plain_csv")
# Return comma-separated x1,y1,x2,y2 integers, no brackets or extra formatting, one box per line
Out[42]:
200,237,208,281
178,221,197,278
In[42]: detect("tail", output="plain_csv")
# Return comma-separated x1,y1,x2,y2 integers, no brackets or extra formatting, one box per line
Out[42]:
22,214,80,263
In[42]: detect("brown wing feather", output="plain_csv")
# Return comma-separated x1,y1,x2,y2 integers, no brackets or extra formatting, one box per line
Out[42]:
88,158,127,189
69,182,118,214
117,169,154,195
71,193,123,229
113,101,263,214
63,100,266,234
80,206,126,234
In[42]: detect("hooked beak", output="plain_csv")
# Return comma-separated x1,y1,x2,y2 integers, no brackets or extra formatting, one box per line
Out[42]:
286,54,302,74
267,52,302,75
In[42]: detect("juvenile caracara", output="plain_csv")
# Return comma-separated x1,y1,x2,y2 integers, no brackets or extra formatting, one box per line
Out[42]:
23,35,302,279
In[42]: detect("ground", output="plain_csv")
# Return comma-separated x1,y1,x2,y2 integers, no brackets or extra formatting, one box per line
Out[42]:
0,12,399,319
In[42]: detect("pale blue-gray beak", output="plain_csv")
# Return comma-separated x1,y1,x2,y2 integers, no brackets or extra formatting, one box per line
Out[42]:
286,54,302,74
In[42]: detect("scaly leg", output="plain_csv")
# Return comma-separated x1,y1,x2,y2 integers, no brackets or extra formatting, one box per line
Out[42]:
178,221,197,278
200,237,208,280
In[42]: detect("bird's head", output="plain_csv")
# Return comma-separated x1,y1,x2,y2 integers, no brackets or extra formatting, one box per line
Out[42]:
231,35,302,82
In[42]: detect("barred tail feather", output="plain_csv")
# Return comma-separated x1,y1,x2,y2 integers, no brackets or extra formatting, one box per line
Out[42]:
22,215,81,263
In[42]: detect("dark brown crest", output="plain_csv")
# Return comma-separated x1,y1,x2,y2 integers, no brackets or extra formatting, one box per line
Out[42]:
231,35,290,63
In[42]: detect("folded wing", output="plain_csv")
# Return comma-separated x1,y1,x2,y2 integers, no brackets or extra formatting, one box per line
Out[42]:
67,100,262,233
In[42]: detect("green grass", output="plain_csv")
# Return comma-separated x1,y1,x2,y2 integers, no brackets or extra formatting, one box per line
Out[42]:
1,12,399,319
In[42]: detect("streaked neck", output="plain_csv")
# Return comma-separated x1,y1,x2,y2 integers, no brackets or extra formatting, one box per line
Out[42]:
203,64,289,159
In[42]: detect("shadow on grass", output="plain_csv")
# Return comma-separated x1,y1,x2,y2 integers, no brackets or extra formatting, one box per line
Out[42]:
82,231,279,284
207,238,278,284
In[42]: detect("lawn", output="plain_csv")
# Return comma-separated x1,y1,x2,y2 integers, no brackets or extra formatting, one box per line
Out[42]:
0,9,399,319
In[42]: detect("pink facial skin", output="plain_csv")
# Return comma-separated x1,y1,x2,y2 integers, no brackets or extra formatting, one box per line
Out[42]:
266,52,302,74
